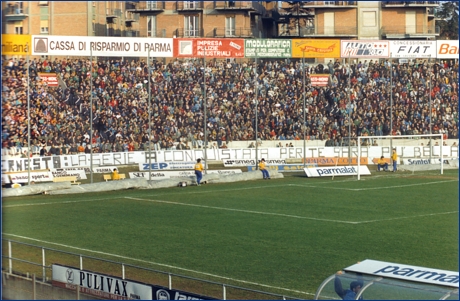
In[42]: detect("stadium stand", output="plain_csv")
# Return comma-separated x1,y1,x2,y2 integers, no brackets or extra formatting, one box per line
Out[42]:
2,57,458,157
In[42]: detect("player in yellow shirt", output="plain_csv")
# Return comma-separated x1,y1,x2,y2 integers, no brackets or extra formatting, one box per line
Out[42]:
259,158,270,179
194,158,204,186
377,156,389,172
112,168,120,180
391,149,398,172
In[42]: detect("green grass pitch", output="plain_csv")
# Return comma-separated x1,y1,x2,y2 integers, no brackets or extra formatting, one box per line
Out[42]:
2,170,458,299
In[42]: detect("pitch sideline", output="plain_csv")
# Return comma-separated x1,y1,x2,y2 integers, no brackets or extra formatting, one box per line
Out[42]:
1,233,314,297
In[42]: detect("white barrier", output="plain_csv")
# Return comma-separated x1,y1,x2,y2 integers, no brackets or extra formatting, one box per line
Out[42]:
2,145,458,172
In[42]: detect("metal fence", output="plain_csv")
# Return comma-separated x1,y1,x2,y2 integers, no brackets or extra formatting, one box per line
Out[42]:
2,239,301,300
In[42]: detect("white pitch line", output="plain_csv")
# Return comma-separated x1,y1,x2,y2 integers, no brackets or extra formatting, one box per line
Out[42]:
2,233,314,297
2,197,115,208
351,179,458,191
125,196,359,224
126,196,458,225
358,211,459,224
288,184,356,191
289,179,458,191
149,184,290,197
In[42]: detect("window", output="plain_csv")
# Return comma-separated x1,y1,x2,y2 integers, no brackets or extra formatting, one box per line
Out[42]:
279,23,289,36
40,20,49,34
147,16,156,37
146,1,158,9
14,21,23,34
15,1,24,14
184,15,199,37
225,16,235,36
362,11,376,27
38,1,49,6
184,1,197,9
324,12,334,34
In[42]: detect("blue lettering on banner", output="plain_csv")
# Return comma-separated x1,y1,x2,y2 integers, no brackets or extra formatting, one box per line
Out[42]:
407,158,450,165
374,265,459,284
142,163,168,170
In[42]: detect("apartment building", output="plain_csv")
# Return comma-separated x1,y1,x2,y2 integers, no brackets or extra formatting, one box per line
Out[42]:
2,1,140,37
277,1,439,40
2,1,440,40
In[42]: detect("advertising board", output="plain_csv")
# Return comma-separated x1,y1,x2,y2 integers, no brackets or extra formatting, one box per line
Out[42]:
49,169,87,180
245,39,291,58
2,34,31,55
223,159,287,167
304,166,371,177
292,39,341,58
52,264,152,300
344,259,459,288
9,171,52,183
247,164,317,172
139,161,206,171
152,286,212,300
402,158,454,165
32,35,173,57
303,157,369,165
436,40,459,59
389,40,436,58
129,169,242,180
173,38,244,58
341,40,390,58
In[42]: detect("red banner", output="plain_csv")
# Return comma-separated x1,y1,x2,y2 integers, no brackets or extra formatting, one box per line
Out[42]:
38,72,59,87
173,38,245,58
310,74,330,87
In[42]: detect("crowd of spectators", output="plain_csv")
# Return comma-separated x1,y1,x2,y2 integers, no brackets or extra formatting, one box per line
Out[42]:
2,54,458,156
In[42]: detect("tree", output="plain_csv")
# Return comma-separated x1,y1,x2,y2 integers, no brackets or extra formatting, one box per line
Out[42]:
437,1,458,40
279,2,314,37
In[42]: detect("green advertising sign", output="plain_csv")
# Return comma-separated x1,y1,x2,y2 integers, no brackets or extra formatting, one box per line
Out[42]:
245,39,292,58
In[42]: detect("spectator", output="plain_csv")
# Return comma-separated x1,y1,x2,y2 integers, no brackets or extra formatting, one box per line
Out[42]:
1,57,458,156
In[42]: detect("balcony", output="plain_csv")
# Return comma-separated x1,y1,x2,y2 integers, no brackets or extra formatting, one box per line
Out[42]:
279,26,357,37
381,25,440,38
262,9,280,21
141,29,168,38
4,4,28,21
174,28,204,38
106,8,122,23
214,1,264,14
126,1,165,14
300,1,357,7
176,1,203,11
427,7,440,18
209,27,257,38
381,1,439,7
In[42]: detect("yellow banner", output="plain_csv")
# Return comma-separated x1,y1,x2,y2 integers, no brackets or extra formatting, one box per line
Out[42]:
2,34,31,55
292,39,341,58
